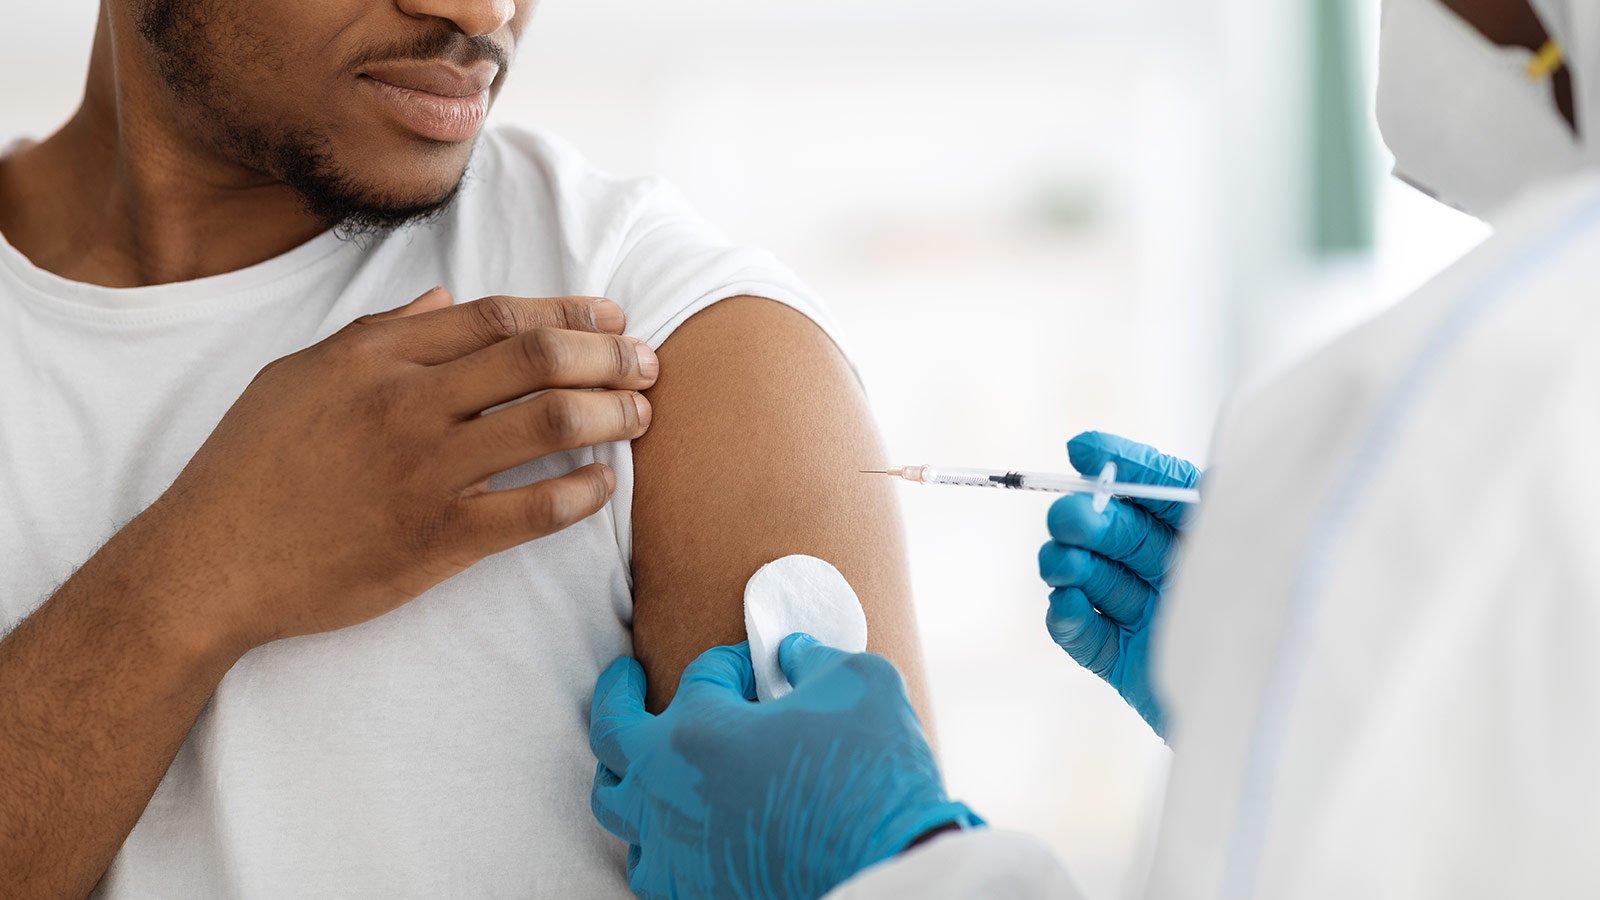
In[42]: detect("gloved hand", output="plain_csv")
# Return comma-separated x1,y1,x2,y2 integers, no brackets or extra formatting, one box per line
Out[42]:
1038,432,1202,739
589,636,981,900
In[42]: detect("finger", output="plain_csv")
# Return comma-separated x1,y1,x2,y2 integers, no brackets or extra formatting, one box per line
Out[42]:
358,286,456,323
457,390,651,478
1045,588,1120,678
590,761,641,844
676,643,758,704
1047,493,1178,585
431,328,659,416
778,633,856,688
465,462,617,556
590,656,651,774
1066,431,1201,529
382,295,628,365
1038,543,1157,626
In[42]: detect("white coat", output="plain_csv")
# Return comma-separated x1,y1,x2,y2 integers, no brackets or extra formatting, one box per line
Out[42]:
825,172,1600,899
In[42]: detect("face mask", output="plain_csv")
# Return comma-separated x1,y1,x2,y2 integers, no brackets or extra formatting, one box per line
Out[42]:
1376,0,1585,221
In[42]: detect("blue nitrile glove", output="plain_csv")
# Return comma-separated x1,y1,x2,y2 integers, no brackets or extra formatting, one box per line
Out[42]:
589,636,981,900
1038,432,1202,739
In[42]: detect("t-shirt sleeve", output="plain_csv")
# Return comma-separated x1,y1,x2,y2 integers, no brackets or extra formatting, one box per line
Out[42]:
596,178,843,351
821,829,1085,900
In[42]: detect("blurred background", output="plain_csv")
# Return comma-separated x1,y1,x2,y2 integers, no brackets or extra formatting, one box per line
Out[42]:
5,1,1491,896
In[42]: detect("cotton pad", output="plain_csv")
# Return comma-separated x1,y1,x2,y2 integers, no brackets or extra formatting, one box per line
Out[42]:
743,555,869,702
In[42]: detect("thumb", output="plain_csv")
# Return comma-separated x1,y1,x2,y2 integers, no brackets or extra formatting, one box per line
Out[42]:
676,642,758,704
778,633,855,688
1066,431,1200,529
364,286,455,322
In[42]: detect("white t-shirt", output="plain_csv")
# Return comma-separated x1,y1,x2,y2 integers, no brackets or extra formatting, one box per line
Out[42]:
0,125,831,898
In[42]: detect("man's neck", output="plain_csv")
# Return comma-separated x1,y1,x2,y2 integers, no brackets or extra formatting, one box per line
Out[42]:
0,10,330,289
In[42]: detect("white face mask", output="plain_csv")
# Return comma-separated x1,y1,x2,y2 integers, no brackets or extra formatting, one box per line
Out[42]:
1376,0,1587,221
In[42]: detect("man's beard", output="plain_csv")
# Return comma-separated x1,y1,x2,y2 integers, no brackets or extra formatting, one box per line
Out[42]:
211,122,465,241
135,0,464,239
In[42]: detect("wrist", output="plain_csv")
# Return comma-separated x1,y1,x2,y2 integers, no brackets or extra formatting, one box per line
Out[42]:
888,802,984,857
843,799,983,883
902,821,967,854
76,508,260,671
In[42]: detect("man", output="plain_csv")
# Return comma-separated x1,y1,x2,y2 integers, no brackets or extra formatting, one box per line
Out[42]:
0,1,930,897
588,0,1600,897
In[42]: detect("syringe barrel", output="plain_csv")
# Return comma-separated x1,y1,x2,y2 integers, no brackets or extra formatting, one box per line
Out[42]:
903,466,1201,504
916,467,1097,494
911,466,1007,488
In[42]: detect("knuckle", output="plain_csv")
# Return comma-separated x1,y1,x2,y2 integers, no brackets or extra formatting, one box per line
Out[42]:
527,481,588,530
615,392,639,432
401,501,465,558
325,326,386,367
539,394,585,443
527,468,611,532
519,327,569,378
1059,548,1092,583
1041,545,1088,585
1046,495,1099,544
585,467,613,508
607,336,635,379
557,298,595,331
524,487,565,530
250,354,290,384
471,297,522,342
1046,610,1083,648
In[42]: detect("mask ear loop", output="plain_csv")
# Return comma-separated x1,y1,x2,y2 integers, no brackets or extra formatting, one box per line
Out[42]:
1528,40,1565,81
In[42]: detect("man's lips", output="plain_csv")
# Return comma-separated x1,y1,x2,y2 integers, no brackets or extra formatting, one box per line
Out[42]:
361,60,498,97
357,60,498,143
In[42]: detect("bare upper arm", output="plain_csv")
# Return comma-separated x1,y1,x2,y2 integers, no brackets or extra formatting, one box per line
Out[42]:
629,296,930,720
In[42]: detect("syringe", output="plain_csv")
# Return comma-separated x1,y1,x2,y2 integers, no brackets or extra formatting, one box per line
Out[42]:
862,463,1200,512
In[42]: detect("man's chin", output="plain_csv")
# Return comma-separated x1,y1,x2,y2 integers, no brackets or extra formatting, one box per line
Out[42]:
290,166,469,237
317,186,463,238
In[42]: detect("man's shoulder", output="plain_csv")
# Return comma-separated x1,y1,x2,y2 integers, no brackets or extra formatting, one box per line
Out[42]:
470,125,681,235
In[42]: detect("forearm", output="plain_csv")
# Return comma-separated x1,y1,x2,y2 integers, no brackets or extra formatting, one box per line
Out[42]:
0,515,243,899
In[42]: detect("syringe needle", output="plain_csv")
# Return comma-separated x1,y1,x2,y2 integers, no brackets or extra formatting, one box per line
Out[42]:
859,470,889,475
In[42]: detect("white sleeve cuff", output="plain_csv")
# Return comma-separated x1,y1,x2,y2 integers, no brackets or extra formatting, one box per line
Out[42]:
822,829,1085,900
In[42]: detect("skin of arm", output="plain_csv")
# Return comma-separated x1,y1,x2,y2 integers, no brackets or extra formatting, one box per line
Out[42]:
0,518,247,900
629,296,933,723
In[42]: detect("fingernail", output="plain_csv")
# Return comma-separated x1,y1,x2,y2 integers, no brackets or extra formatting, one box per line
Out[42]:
592,299,625,334
599,465,617,492
634,342,659,380
632,392,653,429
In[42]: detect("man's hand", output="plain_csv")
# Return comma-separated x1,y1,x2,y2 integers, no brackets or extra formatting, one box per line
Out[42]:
589,636,980,900
0,287,655,899
143,287,658,650
1037,432,1201,739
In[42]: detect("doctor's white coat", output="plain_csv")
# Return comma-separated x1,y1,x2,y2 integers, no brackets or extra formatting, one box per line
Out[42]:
829,174,1600,900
